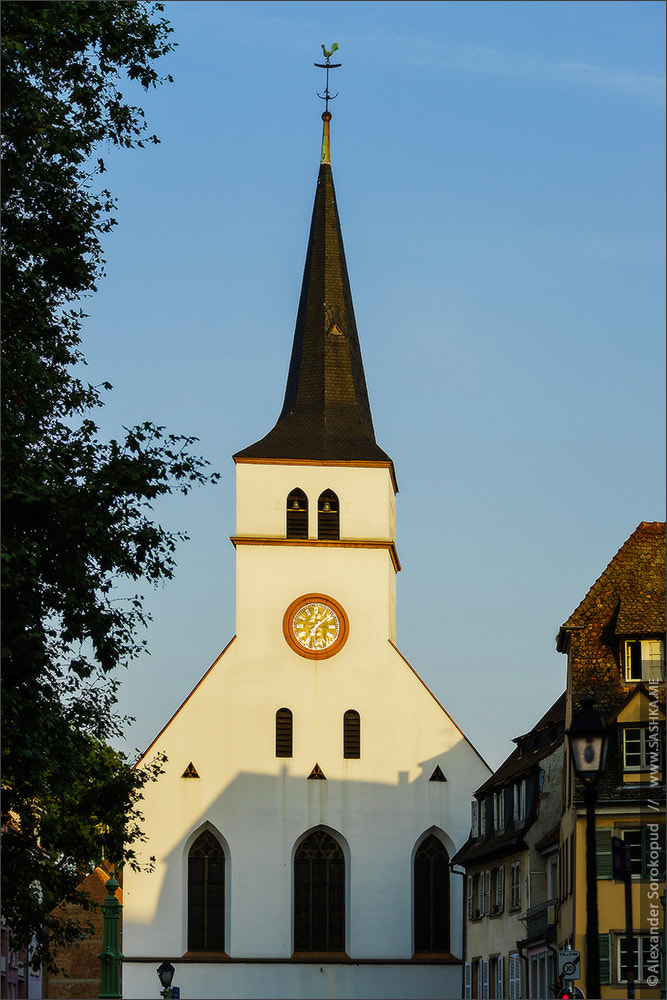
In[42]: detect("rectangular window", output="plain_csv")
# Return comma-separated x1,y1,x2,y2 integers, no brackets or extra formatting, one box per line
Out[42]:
625,639,665,682
618,935,653,983
623,728,649,770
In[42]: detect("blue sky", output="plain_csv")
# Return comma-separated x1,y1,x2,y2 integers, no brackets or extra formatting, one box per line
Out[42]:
83,0,665,770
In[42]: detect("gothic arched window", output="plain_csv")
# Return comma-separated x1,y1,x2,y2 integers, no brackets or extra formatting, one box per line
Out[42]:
188,830,225,952
294,830,345,952
276,707,293,757
414,833,450,953
343,710,360,758
287,488,308,539
317,490,339,540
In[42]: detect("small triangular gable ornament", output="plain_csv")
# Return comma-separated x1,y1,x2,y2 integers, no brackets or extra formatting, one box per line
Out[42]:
181,762,200,779
308,763,327,780
429,765,447,782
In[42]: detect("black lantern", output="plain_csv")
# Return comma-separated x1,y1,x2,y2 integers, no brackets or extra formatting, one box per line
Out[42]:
156,961,175,990
566,696,609,783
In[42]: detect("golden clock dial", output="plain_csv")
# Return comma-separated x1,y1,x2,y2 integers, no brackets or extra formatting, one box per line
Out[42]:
283,593,349,659
292,602,340,651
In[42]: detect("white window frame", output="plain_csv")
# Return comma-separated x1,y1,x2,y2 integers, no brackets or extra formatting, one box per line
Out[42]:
622,727,650,770
624,638,665,682
617,934,653,983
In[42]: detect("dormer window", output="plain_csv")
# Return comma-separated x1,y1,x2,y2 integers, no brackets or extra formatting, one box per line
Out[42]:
286,489,308,539
318,490,339,540
624,639,664,682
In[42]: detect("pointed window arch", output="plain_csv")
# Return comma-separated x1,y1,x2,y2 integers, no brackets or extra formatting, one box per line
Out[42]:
188,830,225,952
318,490,339,540
276,708,293,757
287,488,308,539
414,833,450,954
343,710,360,758
294,830,345,952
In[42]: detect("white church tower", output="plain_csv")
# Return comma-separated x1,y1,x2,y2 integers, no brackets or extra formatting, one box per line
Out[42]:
122,93,491,1000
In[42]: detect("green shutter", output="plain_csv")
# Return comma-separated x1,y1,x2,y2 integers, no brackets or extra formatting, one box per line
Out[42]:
599,933,611,985
595,828,613,879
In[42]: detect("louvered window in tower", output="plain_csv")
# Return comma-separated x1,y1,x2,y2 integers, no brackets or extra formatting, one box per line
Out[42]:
414,834,450,953
286,488,308,539
188,830,224,952
318,490,339,540
343,710,360,758
276,708,293,757
294,830,345,952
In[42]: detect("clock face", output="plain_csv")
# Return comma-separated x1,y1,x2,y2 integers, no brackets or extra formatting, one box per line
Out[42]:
283,594,349,659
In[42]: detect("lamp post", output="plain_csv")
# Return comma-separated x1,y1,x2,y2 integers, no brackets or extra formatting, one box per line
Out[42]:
566,697,609,1000
99,872,122,999
156,961,175,999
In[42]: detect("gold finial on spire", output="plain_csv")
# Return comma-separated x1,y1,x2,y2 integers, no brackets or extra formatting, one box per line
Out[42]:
315,44,340,165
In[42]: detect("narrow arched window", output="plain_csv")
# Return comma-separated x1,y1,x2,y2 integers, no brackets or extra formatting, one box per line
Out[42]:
287,488,308,539
414,834,450,953
318,490,339,540
343,710,360,759
276,708,293,757
188,830,224,952
294,830,345,952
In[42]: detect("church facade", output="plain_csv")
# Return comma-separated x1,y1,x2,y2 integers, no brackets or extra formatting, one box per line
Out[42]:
122,109,490,1000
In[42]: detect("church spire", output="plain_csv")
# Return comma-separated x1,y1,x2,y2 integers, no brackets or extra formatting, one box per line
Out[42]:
235,65,393,471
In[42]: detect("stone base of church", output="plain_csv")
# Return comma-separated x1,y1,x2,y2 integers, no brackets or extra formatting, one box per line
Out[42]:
123,959,462,999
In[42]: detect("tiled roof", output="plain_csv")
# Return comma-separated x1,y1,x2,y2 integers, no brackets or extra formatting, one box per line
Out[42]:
475,692,566,795
557,522,665,645
234,150,394,470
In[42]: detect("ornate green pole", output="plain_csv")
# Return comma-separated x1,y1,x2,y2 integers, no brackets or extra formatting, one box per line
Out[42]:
99,872,123,999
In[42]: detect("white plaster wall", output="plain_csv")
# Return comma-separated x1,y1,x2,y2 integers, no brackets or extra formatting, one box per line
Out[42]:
235,462,395,541
124,960,461,1000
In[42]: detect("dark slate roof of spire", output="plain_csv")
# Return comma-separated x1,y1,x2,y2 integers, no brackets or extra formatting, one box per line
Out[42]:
234,120,393,471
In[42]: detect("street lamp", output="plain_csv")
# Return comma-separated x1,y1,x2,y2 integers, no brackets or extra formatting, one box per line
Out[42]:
156,961,175,999
566,697,609,1000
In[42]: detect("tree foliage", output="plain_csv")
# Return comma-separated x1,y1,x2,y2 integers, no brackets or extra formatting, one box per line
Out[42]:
1,1,218,964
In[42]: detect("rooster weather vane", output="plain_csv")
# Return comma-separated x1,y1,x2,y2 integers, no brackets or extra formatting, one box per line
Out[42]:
315,43,341,112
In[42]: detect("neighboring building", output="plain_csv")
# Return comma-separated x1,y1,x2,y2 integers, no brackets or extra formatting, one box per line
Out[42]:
453,695,565,999
557,521,666,999
0,925,41,1000
41,863,121,1000
121,109,491,999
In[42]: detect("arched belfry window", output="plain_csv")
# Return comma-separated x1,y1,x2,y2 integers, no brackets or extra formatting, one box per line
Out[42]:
294,830,345,953
287,488,308,539
343,710,360,758
318,490,339,540
276,708,293,757
188,830,225,952
414,833,450,954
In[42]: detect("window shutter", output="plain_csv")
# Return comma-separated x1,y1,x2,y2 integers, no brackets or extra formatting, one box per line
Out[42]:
595,828,613,879
343,710,361,758
484,870,491,915
599,933,611,985
481,959,489,999
497,865,504,912
464,962,472,999
496,955,503,999
467,876,473,920
477,873,484,916
472,800,479,837
275,708,293,757
498,792,505,830
509,953,521,999
647,640,665,681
